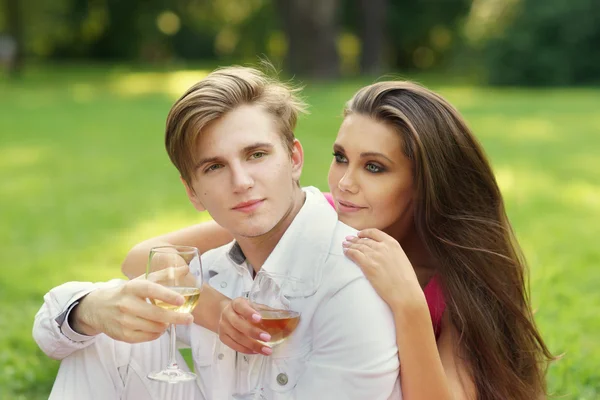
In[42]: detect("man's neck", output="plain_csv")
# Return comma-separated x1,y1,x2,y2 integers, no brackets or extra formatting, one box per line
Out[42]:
236,189,306,275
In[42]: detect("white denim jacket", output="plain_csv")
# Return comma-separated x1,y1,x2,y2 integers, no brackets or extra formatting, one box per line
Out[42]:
190,187,400,399
33,187,401,400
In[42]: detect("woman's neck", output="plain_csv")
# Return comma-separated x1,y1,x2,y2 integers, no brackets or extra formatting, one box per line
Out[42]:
400,227,438,288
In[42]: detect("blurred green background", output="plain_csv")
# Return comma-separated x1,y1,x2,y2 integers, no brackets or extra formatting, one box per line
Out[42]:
1,0,599,399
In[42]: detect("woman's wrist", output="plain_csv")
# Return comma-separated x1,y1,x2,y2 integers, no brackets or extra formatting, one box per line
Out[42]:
388,284,429,319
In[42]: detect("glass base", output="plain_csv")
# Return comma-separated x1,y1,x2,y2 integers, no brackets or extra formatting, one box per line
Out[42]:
147,368,196,384
233,390,267,400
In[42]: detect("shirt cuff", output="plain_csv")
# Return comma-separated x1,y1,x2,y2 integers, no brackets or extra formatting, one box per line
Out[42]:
56,296,97,343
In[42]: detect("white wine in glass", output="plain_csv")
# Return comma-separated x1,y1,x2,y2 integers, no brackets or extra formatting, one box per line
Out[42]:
146,245,203,384
151,286,201,313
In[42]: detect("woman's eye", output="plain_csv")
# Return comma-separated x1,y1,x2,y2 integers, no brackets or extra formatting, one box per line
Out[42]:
366,163,383,173
333,152,347,163
250,152,266,159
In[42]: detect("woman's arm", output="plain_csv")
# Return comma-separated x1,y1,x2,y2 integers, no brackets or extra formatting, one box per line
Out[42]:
121,220,233,279
342,229,476,400
391,295,476,400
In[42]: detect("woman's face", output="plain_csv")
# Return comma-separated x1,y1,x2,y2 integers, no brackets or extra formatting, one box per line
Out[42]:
328,114,415,241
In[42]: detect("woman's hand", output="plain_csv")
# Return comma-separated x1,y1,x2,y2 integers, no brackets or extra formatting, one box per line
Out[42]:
342,228,425,310
218,297,274,356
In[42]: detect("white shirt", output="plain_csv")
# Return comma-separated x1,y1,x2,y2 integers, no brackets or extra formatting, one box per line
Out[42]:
32,187,401,400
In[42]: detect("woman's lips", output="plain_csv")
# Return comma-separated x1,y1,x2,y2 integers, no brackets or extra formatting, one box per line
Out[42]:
337,199,366,213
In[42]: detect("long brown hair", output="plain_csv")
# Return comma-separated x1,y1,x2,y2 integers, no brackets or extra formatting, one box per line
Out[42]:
345,81,553,400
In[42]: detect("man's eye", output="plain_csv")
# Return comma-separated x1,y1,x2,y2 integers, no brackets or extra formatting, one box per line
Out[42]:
205,164,223,172
365,163,384,173
333,152,347,163
250,152,266,159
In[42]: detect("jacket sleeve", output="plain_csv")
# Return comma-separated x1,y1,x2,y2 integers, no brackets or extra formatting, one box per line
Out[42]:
295,276,402,400
32,279,125,360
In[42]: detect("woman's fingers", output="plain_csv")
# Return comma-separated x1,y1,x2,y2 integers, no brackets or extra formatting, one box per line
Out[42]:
219,332,256,354
343,239,377,254
219,322,272,355
231,297,262,324
220,300,272,355
357,228,391,242
226,306,270,342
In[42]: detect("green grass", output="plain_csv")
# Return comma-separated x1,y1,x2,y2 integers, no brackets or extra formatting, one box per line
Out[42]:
1,65,599,399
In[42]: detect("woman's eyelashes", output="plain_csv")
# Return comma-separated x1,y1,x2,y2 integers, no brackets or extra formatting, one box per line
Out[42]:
365,163,385,173
333,151,385,173
333,151,348,163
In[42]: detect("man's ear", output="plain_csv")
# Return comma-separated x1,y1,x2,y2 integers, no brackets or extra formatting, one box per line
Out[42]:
290,139,304,184
181,176,206,212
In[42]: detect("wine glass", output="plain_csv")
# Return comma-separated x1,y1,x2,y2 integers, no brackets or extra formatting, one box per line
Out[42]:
233,270,304,399
145,245,203,383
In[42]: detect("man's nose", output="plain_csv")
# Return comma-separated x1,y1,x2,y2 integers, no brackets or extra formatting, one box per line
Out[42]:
231,163,254,192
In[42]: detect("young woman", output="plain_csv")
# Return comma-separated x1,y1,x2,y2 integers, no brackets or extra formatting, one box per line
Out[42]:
122,81,552,400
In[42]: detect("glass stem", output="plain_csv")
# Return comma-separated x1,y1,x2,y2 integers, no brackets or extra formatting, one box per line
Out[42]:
167,323,179,369
253,354,268,398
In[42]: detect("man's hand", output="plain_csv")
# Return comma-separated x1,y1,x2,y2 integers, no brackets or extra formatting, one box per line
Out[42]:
71,277,194,343
218,297,273,355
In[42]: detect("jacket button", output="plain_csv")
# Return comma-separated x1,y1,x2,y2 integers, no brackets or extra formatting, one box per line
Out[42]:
276,373,288,386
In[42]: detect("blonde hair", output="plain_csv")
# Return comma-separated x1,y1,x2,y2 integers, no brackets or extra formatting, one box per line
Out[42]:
165,66,307,184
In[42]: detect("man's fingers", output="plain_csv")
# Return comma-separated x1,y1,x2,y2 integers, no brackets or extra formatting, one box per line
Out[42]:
117,329,164,344
146,265,190,284
130,280,185,307
132,300,194,325
120,313,169,334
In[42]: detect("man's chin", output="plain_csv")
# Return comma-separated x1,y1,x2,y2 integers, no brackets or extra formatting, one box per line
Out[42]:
232,226,272,239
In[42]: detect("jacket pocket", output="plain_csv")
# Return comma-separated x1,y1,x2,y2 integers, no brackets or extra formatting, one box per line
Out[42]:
263,340,312,395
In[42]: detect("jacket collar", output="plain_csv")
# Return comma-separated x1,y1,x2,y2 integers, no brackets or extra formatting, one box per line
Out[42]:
206,187,339,296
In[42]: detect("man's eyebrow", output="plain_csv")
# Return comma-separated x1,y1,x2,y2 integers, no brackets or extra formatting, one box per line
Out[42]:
195,156,221,170
242,142,274,153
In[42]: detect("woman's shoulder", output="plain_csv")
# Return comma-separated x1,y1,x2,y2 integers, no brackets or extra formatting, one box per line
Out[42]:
323,192,335,208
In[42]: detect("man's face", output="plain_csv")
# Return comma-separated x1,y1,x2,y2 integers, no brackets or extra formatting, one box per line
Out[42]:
184,104,303,239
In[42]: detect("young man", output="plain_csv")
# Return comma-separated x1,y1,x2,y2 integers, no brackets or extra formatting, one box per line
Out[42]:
33,66,400,399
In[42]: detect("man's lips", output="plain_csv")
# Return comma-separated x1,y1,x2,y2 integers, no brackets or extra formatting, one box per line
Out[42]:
232,199,265,212
337,199,366,212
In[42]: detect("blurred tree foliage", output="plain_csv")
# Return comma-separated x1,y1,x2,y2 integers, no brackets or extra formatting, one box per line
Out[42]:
482,0,600,86
0,0,472,78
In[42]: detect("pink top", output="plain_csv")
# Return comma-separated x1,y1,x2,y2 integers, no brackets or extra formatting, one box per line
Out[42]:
324,192,446,339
